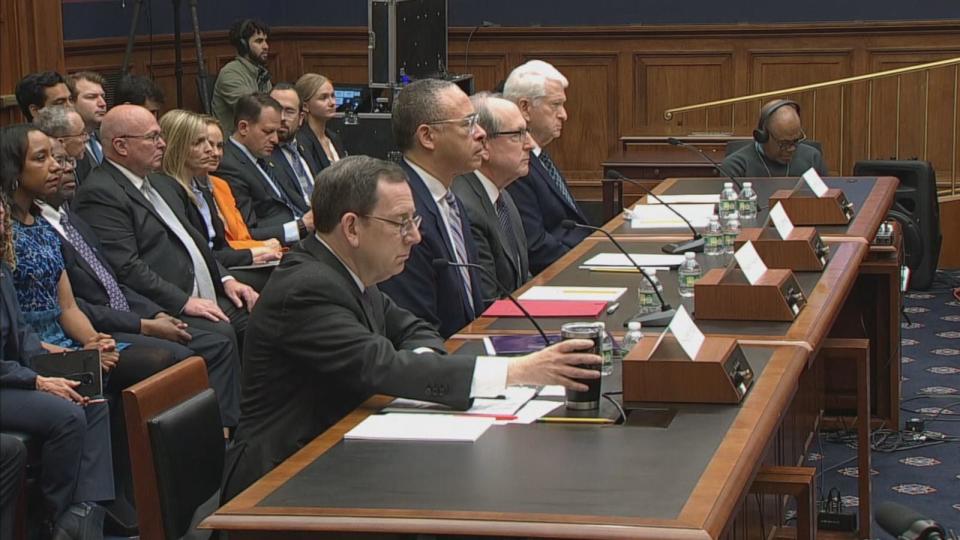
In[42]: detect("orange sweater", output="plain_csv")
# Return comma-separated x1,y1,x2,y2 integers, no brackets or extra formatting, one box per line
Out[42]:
209,175,276,250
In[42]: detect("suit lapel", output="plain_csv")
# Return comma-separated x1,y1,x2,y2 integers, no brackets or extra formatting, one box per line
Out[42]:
465,173,522,279
401,161,456,263
228,141,288,208
529,153,586,220
304,236,380,333
103,161,170,228
269,150,309,212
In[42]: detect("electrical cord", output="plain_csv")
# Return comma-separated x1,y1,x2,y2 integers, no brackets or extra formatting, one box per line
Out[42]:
601,391,626,424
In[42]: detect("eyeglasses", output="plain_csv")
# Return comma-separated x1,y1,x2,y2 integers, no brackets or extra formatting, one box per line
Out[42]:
770,130,806,151
490,127,530,143
54,155,77,169
60,131,90,142
116,131,165,145
425,112,480,134
364,213,422,237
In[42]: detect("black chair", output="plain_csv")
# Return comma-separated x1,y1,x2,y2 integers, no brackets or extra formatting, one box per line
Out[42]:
123,357,223,540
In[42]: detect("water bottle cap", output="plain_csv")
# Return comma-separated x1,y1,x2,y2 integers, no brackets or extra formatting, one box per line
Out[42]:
628,321,642,330
684,252,696,259
743,181,752,188
724,182,733,188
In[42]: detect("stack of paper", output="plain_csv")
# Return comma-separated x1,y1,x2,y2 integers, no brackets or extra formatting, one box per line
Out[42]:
384,387,538,417
517,286,627,302
630,204,716,229
642,194,720,204
580,253,686,272
344,413,495,442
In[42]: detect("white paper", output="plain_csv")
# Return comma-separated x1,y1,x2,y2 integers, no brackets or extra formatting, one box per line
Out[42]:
518,286,626,302
668,306,705,360
506,400,563,424
642,194,721,204
734,241,768,285
344,413,494,442
386,387,537,417
629,204,716,229
537,385,566,397
582,253,686,269
769,202,795,240
802,167,829,198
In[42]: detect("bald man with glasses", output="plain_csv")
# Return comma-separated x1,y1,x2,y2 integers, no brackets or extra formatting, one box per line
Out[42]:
722,99,828,178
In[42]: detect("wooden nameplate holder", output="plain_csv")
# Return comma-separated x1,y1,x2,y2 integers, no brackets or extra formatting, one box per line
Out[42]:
734,227,829,271
694,267,806,321
622,335,753,404
768,188,854,225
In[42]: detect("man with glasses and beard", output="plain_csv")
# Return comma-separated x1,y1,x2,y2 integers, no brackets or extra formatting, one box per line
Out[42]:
722,99,828,178
269,83,315,207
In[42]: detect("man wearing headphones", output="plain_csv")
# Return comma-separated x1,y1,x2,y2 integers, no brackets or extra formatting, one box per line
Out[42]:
722,99,828,178
212,18,273,134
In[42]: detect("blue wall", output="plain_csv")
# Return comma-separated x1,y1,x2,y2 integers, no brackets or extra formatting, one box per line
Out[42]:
63,0,960,41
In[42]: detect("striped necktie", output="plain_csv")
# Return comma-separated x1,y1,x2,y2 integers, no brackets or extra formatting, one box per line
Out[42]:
495,195,523,286
538,150,576,208
442,190,475,314
60,211,130,311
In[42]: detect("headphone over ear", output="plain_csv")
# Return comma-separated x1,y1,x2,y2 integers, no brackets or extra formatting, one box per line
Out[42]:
232,19,254,56
753,99,801,143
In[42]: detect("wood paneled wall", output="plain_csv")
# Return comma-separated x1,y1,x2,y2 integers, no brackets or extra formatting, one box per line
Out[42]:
8,20,960,184
0,0,65,124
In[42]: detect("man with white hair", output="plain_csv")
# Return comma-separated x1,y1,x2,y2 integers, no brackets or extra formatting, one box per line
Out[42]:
503,60,590,274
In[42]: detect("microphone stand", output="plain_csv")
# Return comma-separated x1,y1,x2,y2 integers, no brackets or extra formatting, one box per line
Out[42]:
604,170,704,255
666,137,743,191
561,220,676,327
432,259,551,346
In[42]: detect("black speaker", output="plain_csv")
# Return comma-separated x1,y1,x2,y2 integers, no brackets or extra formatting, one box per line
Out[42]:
852,160,942,290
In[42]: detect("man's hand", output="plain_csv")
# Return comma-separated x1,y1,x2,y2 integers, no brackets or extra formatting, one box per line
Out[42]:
141,317,191,344
506,339,602,391
36,376,86,404
182,297,230,322
84,333,119,372
223,280,259,312
301,210,315,232
250,245,282,264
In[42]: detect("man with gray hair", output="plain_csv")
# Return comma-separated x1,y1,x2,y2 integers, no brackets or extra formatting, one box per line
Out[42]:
453,93,532,300
34,106,95,184
503,60,590,274
378,79,488,338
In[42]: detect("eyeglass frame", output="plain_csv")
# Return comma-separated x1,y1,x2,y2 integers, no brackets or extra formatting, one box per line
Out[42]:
59,131,90,143
54,155,77,169
424,112,480,134
115,131,165,145
363,213,422,237
489,127,530,143
769,129,806,151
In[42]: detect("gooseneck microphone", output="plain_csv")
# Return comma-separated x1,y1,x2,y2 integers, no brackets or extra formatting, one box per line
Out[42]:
876,501,947,540
561,220,676,327
604,170,704,255
666,137,743,191
432,258,551,346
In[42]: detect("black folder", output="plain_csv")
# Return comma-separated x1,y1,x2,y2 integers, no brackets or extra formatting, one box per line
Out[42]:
30,350,103,399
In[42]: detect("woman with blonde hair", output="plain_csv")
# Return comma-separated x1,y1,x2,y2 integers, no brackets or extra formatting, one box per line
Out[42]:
294,73,347,173
159,109,280,290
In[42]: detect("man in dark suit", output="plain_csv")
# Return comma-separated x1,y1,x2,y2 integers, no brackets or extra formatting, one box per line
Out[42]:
34,106,96,187
503,60,590,274
215,93,314,246
378,79,487,338
73,105,258,367
222,155,600,501
453,93,531,301
270,83,315,206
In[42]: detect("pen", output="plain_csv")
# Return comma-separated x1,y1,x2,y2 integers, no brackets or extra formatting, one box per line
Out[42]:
536,417,615,424
605,302,621,315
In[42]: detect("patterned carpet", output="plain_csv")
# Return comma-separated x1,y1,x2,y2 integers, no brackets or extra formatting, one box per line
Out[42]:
809,271,960,538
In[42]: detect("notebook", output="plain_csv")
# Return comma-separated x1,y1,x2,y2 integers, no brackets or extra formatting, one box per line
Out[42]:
30,350,103,399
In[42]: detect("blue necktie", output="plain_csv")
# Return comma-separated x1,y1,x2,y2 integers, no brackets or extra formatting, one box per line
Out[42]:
88,133,103,164
538,150,576,209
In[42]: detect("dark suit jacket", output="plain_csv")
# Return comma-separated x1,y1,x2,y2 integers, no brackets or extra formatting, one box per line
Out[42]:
269,146,312,215
505,151,591,274
74,152,97,186
73,160,229,314
452,172,530,300
0,264,44,386
184,182,253,269
224,236,475,499
378,161,486,338
51,207,165,334
215,139,302,243
296,126,346,175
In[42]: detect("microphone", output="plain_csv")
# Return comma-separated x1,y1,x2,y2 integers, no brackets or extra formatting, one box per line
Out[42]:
604,170,704,255
561,220,676,327
876,501,947,540
431,258,551,346
666,137,743,191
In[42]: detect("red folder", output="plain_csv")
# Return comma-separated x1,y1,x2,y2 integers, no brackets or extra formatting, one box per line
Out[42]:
482,300,607,318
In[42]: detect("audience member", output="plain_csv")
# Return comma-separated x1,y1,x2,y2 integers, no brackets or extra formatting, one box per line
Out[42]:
14,71,72,122
202,115,284,253
452,93,532,300
378,79,487,338
212,18,272,132
160,109,280,290
722,99,828,178
73,105,257,366
0,434,27,540
222,155,601,501
215,94,314,245
503,60,590,274
294,73,347,173
0,128,113,540
66,71,108,171
113,74,165,117
34,105,94,186
270,83,315,206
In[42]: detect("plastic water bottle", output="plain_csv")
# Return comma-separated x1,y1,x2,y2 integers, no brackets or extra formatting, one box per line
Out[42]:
621,322,645,354
704,215,724,256
678,252,701,298
637,272,663,310
723,211,741,255
719,181,739,219
737,181,758,221
599,323,615,376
